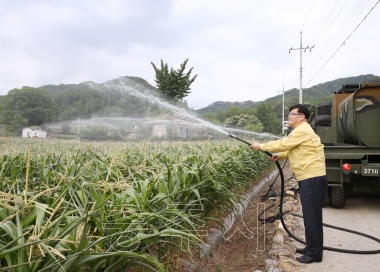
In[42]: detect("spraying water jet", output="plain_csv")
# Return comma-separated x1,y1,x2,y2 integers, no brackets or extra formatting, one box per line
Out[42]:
84,77,280,140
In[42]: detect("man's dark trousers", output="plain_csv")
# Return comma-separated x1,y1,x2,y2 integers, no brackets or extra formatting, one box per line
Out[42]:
298,175,328,260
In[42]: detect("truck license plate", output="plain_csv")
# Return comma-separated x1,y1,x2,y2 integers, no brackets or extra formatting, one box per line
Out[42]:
362,166,379,176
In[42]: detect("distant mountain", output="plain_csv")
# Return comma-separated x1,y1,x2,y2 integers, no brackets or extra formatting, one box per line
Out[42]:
196,74,379,115
19,74,380,121
39,76,164,121
41,76,157,106
196,100,259,115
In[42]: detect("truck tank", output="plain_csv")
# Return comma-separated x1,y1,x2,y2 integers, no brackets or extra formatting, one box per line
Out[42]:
313,81,380,209
337,84,380,146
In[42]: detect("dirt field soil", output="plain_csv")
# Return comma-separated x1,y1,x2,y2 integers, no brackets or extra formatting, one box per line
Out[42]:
203,161,294,271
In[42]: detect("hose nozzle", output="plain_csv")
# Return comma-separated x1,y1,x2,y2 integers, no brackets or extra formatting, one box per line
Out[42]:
228,132,252,146
228,132,237,139
228,132,273,156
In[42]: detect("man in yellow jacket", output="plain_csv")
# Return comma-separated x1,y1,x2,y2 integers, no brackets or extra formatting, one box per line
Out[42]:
251,104,327,264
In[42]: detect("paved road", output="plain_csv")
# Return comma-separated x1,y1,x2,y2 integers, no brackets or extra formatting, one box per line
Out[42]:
296,188,380,272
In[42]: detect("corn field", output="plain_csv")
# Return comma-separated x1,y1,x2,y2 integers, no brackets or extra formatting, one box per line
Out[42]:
0,138,273,272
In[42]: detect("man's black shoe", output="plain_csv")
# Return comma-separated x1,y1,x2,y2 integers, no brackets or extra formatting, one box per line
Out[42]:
296,255,322,264
296,248,306,254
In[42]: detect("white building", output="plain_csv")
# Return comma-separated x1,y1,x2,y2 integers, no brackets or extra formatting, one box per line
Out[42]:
22,128,47,138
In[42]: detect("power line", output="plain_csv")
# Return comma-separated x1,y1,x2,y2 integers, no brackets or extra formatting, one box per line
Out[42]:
282,53,291,84
303,0,343,66
304,0,350,68
289,0,316,48
323,0,371,55
309,0,342,46
305,0,376,86
301,0,316,31
307,0,369,67
283,0,317,89
304,0,380,88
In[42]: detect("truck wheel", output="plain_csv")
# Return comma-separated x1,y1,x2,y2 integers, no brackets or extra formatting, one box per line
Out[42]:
315,115,331,126
329,186,346,208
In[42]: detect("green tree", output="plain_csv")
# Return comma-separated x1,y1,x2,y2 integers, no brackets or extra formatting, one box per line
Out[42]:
9,114,28,133
225,114,263,133
151,59,197,102
225,114,262,129
61,123,71,134
255,103,281,134
0,87,58,131
224,105,242,119
115,95,147,117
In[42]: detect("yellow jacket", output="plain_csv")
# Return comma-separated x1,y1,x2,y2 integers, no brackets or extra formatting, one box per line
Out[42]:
260,122,326,181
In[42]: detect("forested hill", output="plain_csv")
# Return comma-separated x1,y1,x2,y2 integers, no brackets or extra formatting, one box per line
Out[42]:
0,73,378,136
195,100,258,115
39,76,163,121
196,74,379,115
41,76,157,110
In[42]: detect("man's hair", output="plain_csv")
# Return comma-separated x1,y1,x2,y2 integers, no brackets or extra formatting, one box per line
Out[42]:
289,104,310,120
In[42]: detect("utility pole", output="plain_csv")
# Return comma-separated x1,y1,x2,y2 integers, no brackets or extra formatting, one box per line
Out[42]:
289,32,314,104
77,117,80,141
278,84,285,135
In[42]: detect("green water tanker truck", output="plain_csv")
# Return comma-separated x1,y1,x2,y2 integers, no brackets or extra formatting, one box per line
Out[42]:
313,81,380,208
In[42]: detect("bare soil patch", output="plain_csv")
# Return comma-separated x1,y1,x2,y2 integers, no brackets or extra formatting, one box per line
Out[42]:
203,161,294,271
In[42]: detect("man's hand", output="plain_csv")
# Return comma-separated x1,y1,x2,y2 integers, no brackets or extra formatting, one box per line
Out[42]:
250,143,260,150
270,154,279,162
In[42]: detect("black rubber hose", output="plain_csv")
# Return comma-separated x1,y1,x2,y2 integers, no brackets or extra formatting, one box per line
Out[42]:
257,203,280,223
228,133,380,254
261,159,288,201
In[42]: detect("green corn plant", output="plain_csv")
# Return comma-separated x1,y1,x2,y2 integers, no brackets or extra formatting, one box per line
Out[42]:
0,138,274,271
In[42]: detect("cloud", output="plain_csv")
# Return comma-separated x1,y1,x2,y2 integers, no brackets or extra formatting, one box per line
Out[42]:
0,0,379,109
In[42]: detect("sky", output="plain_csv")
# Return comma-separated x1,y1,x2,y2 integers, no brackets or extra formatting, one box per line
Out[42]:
1,0,379,110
